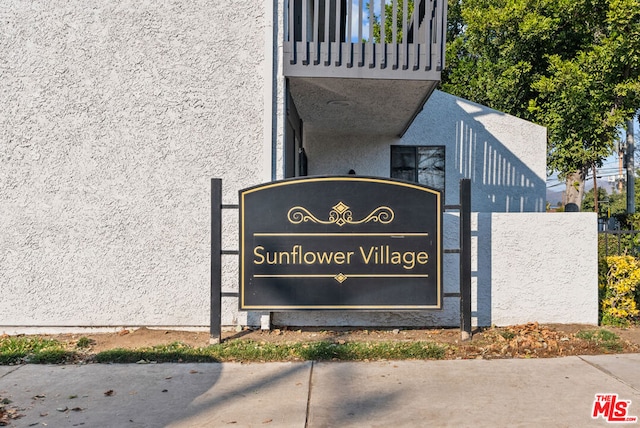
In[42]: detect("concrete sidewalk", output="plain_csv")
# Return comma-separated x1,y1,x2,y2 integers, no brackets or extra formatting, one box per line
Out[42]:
1,354,639,427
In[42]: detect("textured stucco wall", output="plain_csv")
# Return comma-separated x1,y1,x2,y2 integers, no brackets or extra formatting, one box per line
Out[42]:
304,90,547,212
0,1,269,330
486,213,598,326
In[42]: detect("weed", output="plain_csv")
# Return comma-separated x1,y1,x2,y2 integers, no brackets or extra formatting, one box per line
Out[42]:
576,329,623,353
596,329,619,342
575,330,595,340
76,337,92,349
500,331,515,340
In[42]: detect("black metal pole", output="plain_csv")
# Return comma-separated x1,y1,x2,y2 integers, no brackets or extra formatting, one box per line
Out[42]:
210,179,222,344
460,178,472,340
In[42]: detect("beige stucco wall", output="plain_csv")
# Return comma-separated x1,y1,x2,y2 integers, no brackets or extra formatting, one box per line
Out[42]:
485,213,598,326
0,1,271,330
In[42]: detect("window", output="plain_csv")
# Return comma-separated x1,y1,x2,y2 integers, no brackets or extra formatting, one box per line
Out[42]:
391,146,445,191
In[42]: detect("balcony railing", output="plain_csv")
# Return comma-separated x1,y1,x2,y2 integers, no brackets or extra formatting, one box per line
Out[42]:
284,0,447,80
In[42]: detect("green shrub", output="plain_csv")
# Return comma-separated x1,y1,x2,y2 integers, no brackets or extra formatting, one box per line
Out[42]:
598,230,640,258
599,256,640,326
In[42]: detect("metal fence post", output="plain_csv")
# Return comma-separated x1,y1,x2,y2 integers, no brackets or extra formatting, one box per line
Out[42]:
210,179,222,344
460,179,472,341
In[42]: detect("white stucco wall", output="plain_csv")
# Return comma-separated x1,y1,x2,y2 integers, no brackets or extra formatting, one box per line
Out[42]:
484,213,598,326
304,90,547,212
0,1,271,330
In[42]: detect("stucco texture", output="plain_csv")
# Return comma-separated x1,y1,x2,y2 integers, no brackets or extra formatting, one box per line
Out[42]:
486,213,598,326
0,1,267,328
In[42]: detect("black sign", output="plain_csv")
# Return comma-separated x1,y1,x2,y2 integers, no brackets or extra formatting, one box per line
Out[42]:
239,177,442,310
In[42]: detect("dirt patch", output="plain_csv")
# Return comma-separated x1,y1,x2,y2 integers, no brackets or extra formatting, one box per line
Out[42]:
33,323,640,360
52,328,211,353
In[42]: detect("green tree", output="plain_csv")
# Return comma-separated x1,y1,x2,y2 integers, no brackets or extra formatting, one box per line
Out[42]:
441,0,640,211
609,190,628,217
605,0,640,116
530,0,640,210
587,167,640,228
607,170,640,228
442,0,589,121
531,50,620,211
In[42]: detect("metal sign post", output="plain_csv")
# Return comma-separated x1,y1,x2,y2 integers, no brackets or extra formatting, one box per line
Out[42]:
211,177,472,342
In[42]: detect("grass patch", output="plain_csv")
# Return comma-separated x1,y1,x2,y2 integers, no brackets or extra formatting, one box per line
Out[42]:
576,329,623,352
76,336,92,349
93,340,446,364
0,337,76,364
95,342,220,363
299,341,446,361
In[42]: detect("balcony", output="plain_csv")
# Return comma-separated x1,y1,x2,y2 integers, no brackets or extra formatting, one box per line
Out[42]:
284,0,447,136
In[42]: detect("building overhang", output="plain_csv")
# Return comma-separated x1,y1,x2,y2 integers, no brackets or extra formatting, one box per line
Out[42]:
288,77,439,136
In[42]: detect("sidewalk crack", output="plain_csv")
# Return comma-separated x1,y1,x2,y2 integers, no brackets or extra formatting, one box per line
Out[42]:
0,365,24,380
304,361,315,428
579,356,640,393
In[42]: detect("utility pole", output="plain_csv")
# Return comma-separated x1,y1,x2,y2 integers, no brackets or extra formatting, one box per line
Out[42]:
627,119,636,214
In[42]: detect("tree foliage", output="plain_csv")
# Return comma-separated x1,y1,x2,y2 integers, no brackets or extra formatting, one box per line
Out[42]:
583,187,611,216
442,0,584,121
582,168,640,229
530,0,640,180
441,0,640,209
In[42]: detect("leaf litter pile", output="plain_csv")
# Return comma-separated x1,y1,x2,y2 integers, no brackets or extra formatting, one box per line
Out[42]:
0,396,23,426
448,322,636,359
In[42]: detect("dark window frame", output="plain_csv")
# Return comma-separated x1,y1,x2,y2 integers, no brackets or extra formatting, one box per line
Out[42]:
390,145,445,193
